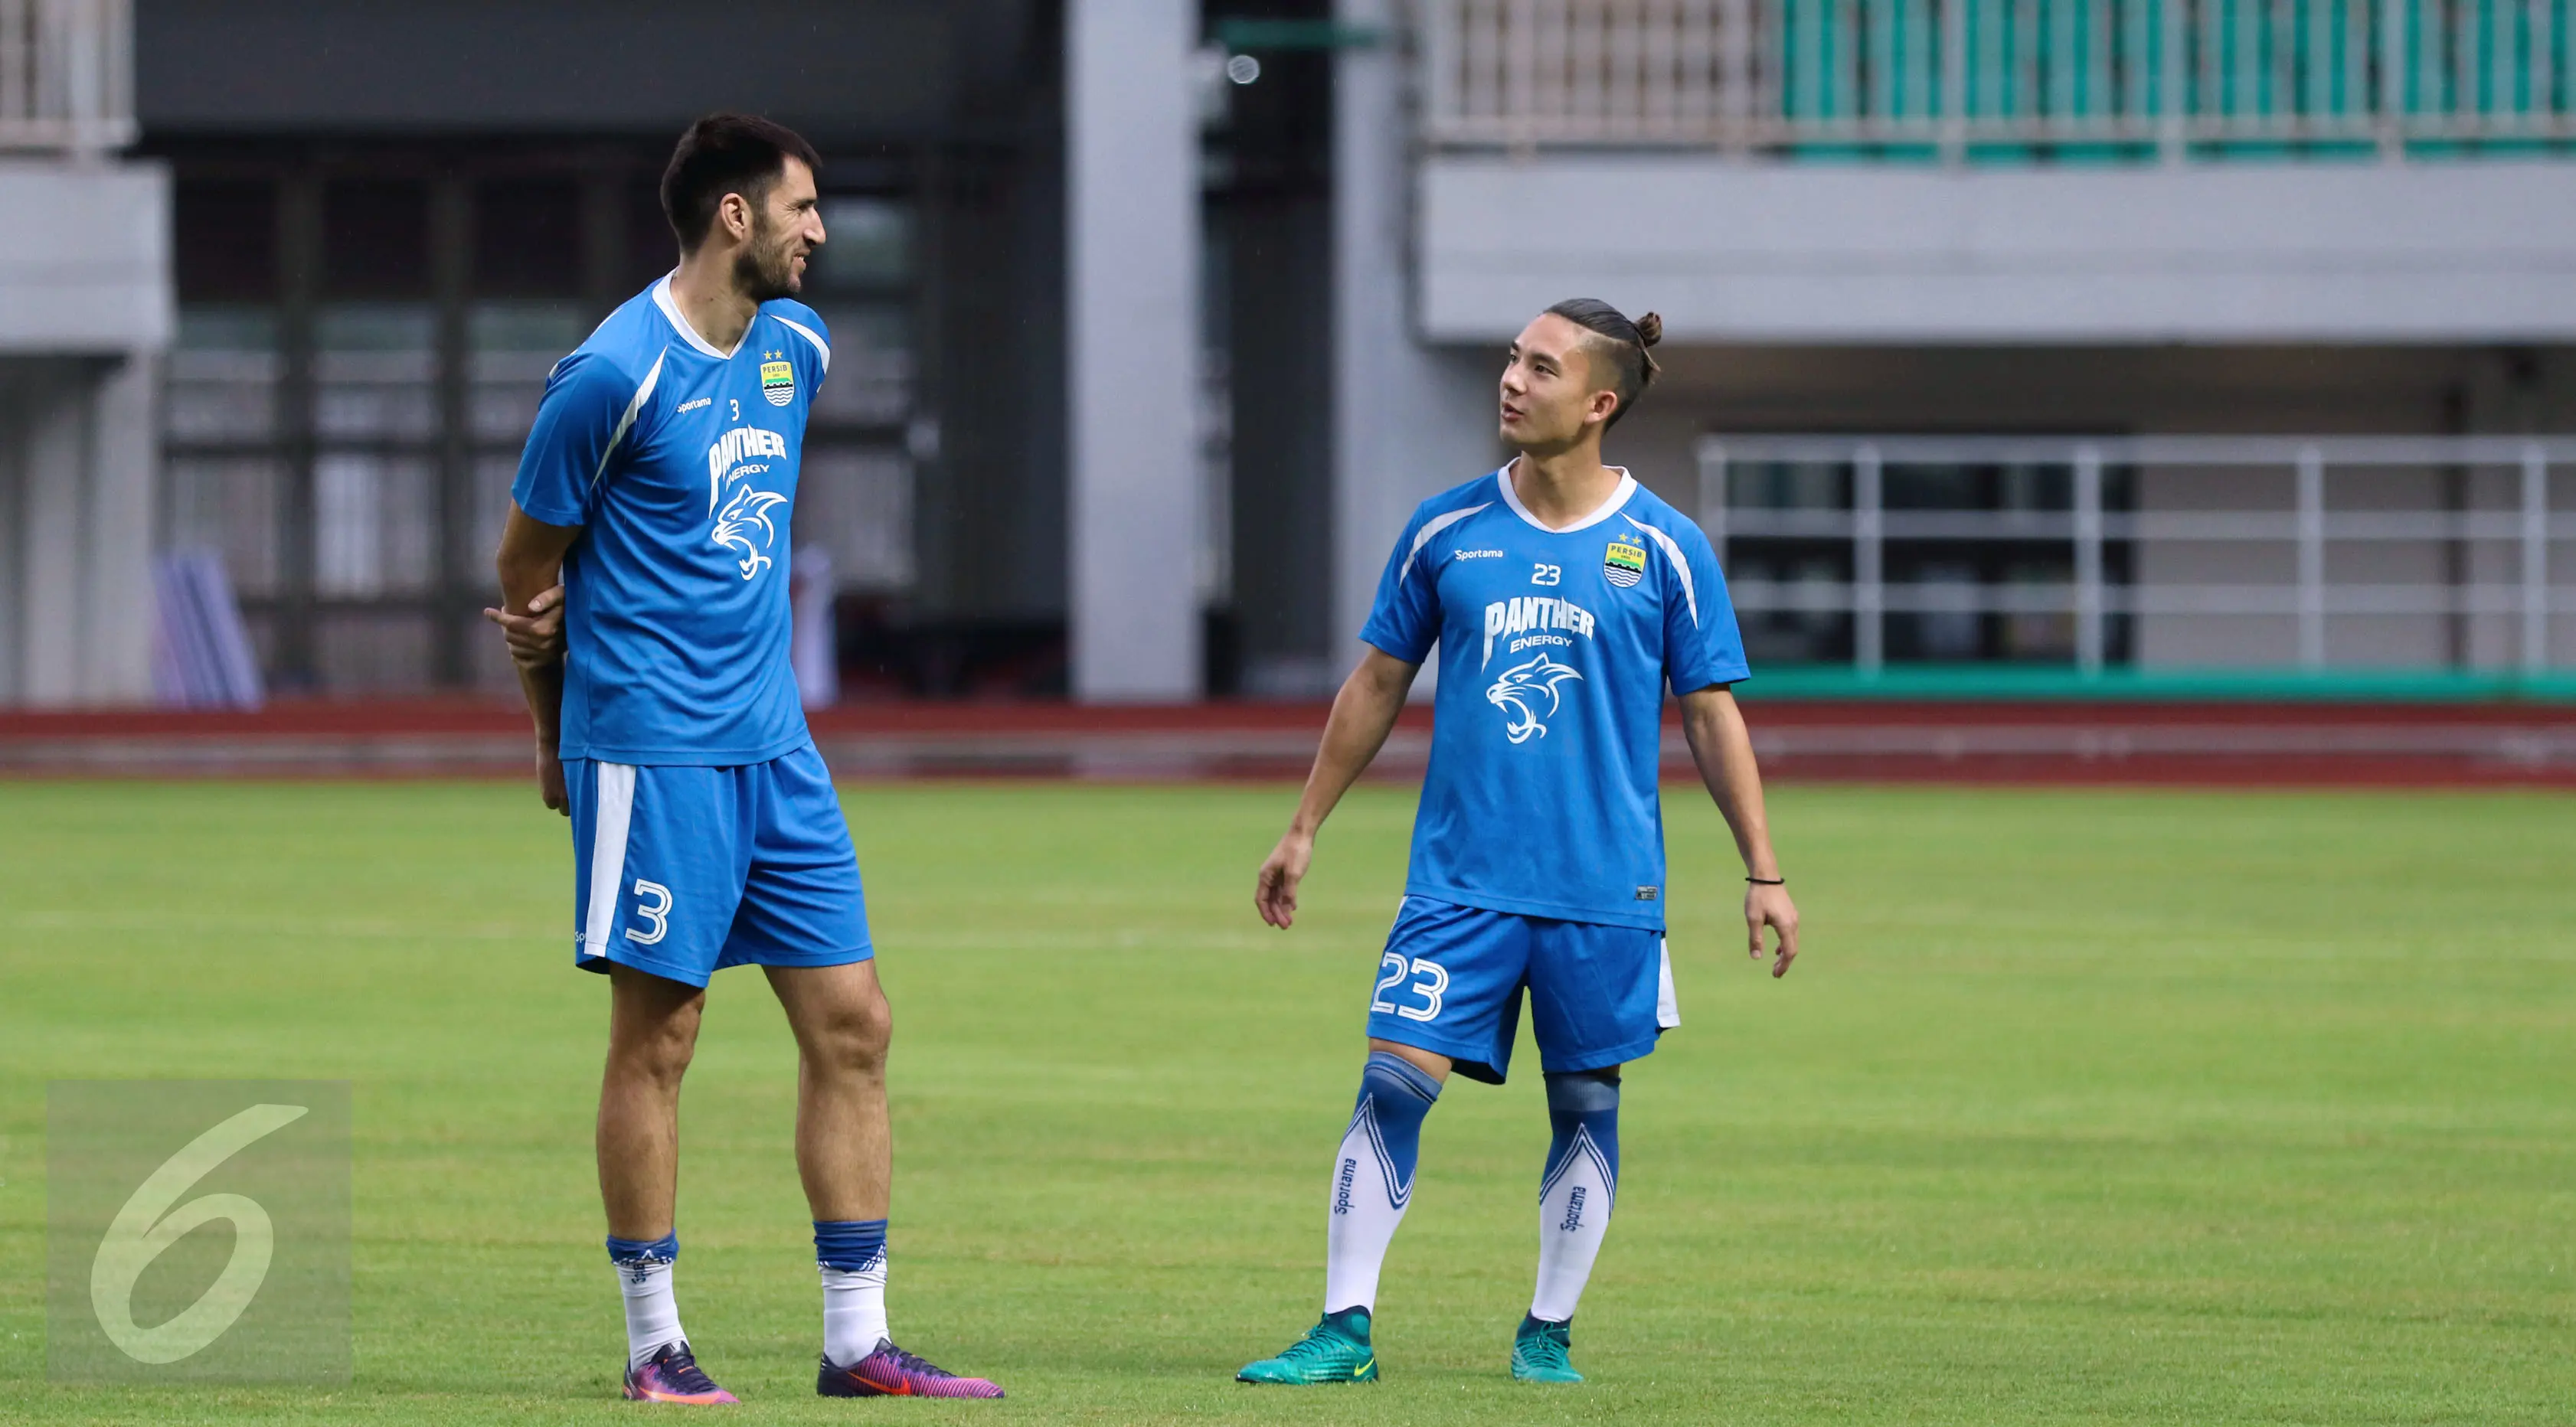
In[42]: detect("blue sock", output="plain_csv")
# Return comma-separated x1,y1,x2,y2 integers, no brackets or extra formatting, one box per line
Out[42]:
813,1219,887,1272
815,1219,889,1362
1324,1050,1443,1315
1532,1069,1620,1322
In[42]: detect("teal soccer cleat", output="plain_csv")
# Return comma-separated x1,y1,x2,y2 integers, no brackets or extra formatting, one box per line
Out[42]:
1235,1308,1378,1384
1511,1315,1583,1383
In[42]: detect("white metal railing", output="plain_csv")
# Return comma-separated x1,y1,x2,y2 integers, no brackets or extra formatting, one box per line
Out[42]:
0,0,132,155
1420,0,2576,159
1696,435,2576,673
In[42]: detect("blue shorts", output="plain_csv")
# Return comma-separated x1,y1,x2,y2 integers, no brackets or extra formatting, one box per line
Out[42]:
1366,896,1679,1085
564,744,873,988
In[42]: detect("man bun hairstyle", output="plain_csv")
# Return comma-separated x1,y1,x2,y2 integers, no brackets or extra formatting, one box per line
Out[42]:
660,113,823,252
1545,298,1663,428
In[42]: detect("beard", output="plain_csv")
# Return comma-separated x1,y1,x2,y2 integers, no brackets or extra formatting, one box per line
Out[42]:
732,215,802,302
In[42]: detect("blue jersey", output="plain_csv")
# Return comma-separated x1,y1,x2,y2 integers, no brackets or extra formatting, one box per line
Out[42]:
1360,467,1749,932
512,275,832,765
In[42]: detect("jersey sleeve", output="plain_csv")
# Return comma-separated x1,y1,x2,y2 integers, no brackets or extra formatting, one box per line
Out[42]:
1652,518,1751,693
1357,506,1442,663
509,351,637,527
772,304,832,398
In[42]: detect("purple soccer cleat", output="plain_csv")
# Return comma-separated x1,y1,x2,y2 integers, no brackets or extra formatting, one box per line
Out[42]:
817,1340,1005,1399
622,1341,738,1404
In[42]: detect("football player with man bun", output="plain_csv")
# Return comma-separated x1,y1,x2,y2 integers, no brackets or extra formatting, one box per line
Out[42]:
1240,299,1800,1387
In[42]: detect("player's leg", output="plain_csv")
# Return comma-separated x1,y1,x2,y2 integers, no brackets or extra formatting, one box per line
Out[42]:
565,759,744,1404
1321,1040,1446,1321
598,965,721,1393
762,960,894,1353
1509,922,1675,1383
1514,1063,1620,1383
732,746,1003,1399
1238,899,1528,1386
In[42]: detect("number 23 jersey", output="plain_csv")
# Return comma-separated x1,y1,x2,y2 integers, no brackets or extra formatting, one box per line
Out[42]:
1361,467,1749,932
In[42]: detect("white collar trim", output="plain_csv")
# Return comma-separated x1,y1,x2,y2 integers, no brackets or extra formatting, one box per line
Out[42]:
1498,462,1637,534
652,272,746,360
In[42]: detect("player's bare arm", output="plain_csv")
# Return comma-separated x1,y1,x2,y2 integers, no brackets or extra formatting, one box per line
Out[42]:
492,503,581,814
1256,647,1420,929
1677,684,1799,977
485,582,567,668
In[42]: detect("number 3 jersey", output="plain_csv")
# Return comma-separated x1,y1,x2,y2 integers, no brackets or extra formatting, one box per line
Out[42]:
1361,467,1750,932
512,274,831,766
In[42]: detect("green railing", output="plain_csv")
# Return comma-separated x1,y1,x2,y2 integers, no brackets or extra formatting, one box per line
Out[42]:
1420,0,2576,160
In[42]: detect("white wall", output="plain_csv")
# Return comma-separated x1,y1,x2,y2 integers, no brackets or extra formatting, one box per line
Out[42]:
0,162,171,354
1420,157,2576,344
0,161,168,705
1066,0,1201,700
1334,0,1504,689
0,354,161,704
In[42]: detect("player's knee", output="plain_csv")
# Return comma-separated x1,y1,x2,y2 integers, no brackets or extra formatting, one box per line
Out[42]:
1542,1066,1621,1115
804,990,891,1078
626,1017,699,1082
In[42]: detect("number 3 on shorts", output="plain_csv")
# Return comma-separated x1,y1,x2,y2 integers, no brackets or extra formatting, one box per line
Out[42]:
626,879,672,946
1370,952,1448,1022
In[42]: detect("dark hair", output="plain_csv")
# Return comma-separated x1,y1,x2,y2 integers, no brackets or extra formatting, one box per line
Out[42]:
660,113,822,252
1544,299,1663,428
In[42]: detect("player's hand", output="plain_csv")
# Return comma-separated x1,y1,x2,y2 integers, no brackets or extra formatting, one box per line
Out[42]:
536,742,568,816
482,584,567,670
1746,881,1799,978
1255,829,1314,929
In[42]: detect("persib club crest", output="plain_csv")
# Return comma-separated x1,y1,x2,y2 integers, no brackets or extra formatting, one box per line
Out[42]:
760,357,796,407
1603,536,1647,588
1486,652,1584,744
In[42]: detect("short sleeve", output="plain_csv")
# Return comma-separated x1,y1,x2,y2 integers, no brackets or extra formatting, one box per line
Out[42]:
773,305,832,397
1357,508,1441,664
1646,518,1750,694
510,351,636,527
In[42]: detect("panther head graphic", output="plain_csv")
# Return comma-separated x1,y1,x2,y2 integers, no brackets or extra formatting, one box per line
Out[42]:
711,485,790,580
1486,653,1584,744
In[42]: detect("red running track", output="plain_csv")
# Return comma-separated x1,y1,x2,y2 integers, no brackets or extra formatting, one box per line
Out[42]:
2,697,2572,787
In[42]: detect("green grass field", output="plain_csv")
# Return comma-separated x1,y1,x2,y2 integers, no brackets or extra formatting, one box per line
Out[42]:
2,779,2571,1425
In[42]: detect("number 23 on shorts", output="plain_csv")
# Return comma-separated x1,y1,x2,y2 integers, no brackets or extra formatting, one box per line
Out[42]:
1371,952,1449,1022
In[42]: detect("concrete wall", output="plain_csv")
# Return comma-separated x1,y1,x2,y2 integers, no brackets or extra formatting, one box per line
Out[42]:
0,162,171,705
1332,0,1506,691
0,355,162,704
1420,157,2576,344
1065,0,1199,700
0,162,171,355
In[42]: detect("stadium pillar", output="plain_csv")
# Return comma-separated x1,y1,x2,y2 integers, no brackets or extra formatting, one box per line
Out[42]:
5,354,156,706
1065,0,1203,701
1331,0,1500,692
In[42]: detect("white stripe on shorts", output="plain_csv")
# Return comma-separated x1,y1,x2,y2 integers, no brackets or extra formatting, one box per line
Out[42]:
1656,938,1681,1029
580,762,637,961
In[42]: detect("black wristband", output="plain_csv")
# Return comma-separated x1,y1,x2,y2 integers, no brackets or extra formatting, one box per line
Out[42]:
1746,875,1785,886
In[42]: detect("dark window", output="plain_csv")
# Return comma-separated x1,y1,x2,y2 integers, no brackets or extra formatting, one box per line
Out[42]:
174,180,278,302
473,178,583,297
322,179,432,299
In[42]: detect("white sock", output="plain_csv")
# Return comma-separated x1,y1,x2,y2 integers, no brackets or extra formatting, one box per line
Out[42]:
822,1259,889,1364
1530,1122,1617,1322
614,1253,686,1369
1322,1055,1440,1313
